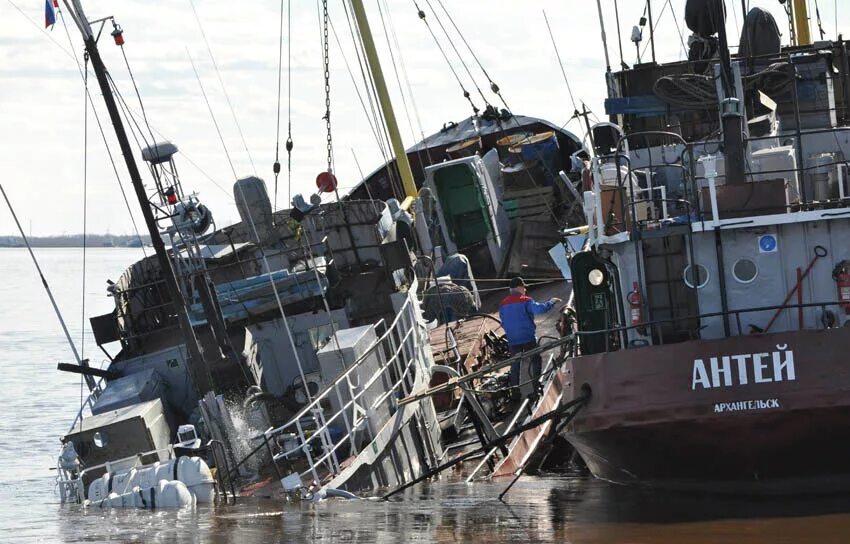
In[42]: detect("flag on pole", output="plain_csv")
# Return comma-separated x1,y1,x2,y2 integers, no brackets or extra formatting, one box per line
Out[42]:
45,0,56,29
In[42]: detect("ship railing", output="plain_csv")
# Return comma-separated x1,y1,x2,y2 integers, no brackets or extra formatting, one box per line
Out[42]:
57,444,177,504
262,294,428,488
689,127,850,211
603,127,850,237
577,299,846,353
58,440,235,504
65,376,105,434
615,131,698,232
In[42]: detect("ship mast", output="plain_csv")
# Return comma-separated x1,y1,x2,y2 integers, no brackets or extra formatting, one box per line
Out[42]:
62,0,213,396
349,0,418,206
715,0,746,186
791,0,813,46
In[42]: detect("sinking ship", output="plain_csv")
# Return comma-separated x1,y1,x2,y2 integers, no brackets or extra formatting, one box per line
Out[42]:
52,0,450,506
50,0,589,507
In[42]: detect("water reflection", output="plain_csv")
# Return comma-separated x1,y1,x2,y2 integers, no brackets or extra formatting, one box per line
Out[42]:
50,473,850,543
3,250,850,543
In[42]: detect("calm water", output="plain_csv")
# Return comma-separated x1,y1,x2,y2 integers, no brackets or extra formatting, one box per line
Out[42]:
2,247,850,543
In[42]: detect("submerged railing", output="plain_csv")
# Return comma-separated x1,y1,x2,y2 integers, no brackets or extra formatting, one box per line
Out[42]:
261,292,431,488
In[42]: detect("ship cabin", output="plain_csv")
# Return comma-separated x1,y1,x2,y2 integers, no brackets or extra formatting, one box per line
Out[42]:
570,39,850,355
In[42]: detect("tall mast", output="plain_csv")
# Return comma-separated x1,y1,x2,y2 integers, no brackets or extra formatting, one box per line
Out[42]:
792,0,812,46
62,0,213,395
349,0,418,204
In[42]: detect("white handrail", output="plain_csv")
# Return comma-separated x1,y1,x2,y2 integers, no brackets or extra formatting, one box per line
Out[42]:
265,293,430,484
66,377,105,433
264,296,414,438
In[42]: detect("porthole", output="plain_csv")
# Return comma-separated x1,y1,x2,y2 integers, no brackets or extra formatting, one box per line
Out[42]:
732,258,758,284
683,264,709,289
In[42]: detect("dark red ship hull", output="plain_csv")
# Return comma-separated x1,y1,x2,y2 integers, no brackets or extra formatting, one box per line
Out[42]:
561,326,850,493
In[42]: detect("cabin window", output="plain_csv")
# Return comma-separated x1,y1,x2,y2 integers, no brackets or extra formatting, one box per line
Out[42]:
683,264,709,289
732,258,758,284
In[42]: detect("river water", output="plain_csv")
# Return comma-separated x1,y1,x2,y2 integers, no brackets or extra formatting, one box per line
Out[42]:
1,247,849,543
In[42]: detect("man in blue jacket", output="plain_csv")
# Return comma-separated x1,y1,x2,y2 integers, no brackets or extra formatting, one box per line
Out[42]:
499,277,561,397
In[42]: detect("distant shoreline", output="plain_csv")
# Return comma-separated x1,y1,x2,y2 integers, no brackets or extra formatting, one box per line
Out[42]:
0,234,150,248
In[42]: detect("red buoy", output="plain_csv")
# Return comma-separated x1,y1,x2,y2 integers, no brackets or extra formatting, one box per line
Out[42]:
316,171,337,193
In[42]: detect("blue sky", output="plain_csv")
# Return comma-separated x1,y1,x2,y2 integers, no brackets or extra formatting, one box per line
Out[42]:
0,0,846,235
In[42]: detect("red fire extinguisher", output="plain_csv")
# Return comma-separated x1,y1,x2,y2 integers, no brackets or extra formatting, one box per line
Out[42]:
627,281,644,332
834,261,850,314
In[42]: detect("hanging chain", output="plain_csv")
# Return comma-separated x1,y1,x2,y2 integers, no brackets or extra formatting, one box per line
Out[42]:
322,0,333,173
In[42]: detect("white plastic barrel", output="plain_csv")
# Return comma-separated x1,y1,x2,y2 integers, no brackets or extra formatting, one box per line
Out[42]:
152,457,215,503
86,456,215,506
92,480,194,509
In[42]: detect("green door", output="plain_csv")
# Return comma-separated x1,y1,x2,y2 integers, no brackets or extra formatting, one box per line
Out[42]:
570,251,619,354
434,164,491,248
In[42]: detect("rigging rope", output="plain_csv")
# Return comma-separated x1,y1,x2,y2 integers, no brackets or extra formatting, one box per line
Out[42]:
422,0,489,108
612,0,627,69
376,0,430,173
437,0,500,107
188,49,238,180
81,52,88,361
433,0,502,101
108,74,235,203
665,0,688,60
543,9,586,144
815,0,827,41
381,0,431,165
418,0,561,225
107,31,236,203
329,17,391,169
80,50,89,429
341,0,403,199
286,0,293,208
640,0,686,61
188,0,257,176
273,0,288,211
54,9,149,257
410,0,479,115
191,46,315,401
0,183,87,385
116,27,158,154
